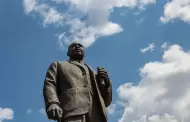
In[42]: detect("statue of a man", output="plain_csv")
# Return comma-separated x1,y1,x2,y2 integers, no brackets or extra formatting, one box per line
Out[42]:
43,42,112,122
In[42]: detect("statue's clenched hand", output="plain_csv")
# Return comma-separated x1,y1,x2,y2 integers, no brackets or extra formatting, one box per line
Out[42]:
97,67,109,87
97,67,108,79
47,104,63,120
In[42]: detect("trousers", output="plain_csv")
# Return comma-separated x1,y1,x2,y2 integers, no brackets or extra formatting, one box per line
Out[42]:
63,114,86,122
62,113,104,122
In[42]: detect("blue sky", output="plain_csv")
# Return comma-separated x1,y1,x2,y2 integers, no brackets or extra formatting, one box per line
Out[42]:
2,0,190,122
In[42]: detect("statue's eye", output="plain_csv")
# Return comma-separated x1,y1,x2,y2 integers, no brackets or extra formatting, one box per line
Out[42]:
70,44,76,48
70,43,83,48
78,44,83,47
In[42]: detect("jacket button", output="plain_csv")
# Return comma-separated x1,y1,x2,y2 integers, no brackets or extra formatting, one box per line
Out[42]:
82,72,86,75
83,84,87,87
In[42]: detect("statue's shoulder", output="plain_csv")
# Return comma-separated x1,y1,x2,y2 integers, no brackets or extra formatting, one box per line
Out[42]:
56,61,69,66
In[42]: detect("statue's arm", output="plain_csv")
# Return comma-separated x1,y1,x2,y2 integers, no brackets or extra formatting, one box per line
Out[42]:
43,62,60,111
103,78,112,107
96,74,112,107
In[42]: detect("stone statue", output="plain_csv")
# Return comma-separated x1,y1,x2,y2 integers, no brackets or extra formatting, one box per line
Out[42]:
43,42,112,122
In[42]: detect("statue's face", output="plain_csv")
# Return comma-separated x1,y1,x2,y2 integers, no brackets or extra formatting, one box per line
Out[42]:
68,42,85,60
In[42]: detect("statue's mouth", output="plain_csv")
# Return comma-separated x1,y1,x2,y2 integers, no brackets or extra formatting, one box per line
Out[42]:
74,48,82,53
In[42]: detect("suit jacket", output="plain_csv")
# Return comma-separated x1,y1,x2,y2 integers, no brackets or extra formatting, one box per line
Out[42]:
43,60,112,121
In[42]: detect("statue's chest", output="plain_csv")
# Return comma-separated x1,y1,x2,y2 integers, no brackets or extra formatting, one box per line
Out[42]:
59,64,89,81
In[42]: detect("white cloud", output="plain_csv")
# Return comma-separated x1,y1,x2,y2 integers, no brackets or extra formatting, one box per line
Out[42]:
98,22,123,36
23,0,37,13
26,108,32,114
160,0,190,23
140,43,155,53
117,44,190,122
0,108,14,122
136,18,144,24
23,0,156,48
136,18,145,27
23,0,64,26
161,42,169,49
39,108,46,115
107,104,116,115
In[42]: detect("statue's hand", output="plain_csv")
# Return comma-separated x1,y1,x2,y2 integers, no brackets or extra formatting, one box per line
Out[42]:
97,67,109,87
47,104,63,120
97,67,109,80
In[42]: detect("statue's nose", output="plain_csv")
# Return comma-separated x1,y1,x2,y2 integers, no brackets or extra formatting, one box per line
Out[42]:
75,44,80,48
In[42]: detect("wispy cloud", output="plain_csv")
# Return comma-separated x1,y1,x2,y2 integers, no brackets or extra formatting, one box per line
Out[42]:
26,108,32,114
118,44,190,122
161,42,169,49
107,104,116,115
0,107,14,122
39,108,46,115
140,43,155,53
23,0,156,49
23,0,64,27
160,0,190,23
135,18,145,27
136,18,144,24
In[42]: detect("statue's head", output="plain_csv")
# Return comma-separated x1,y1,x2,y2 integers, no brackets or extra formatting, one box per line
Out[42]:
67,41,85,60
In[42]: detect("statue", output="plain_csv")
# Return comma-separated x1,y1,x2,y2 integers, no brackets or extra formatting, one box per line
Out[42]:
43,42,112,122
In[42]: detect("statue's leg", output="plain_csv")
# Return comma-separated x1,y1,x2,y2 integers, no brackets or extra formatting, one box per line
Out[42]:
62,114,86,122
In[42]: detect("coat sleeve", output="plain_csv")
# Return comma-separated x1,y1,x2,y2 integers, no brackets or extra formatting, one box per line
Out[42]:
103,78,112,107
43,62,60,111
96,74,112,107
